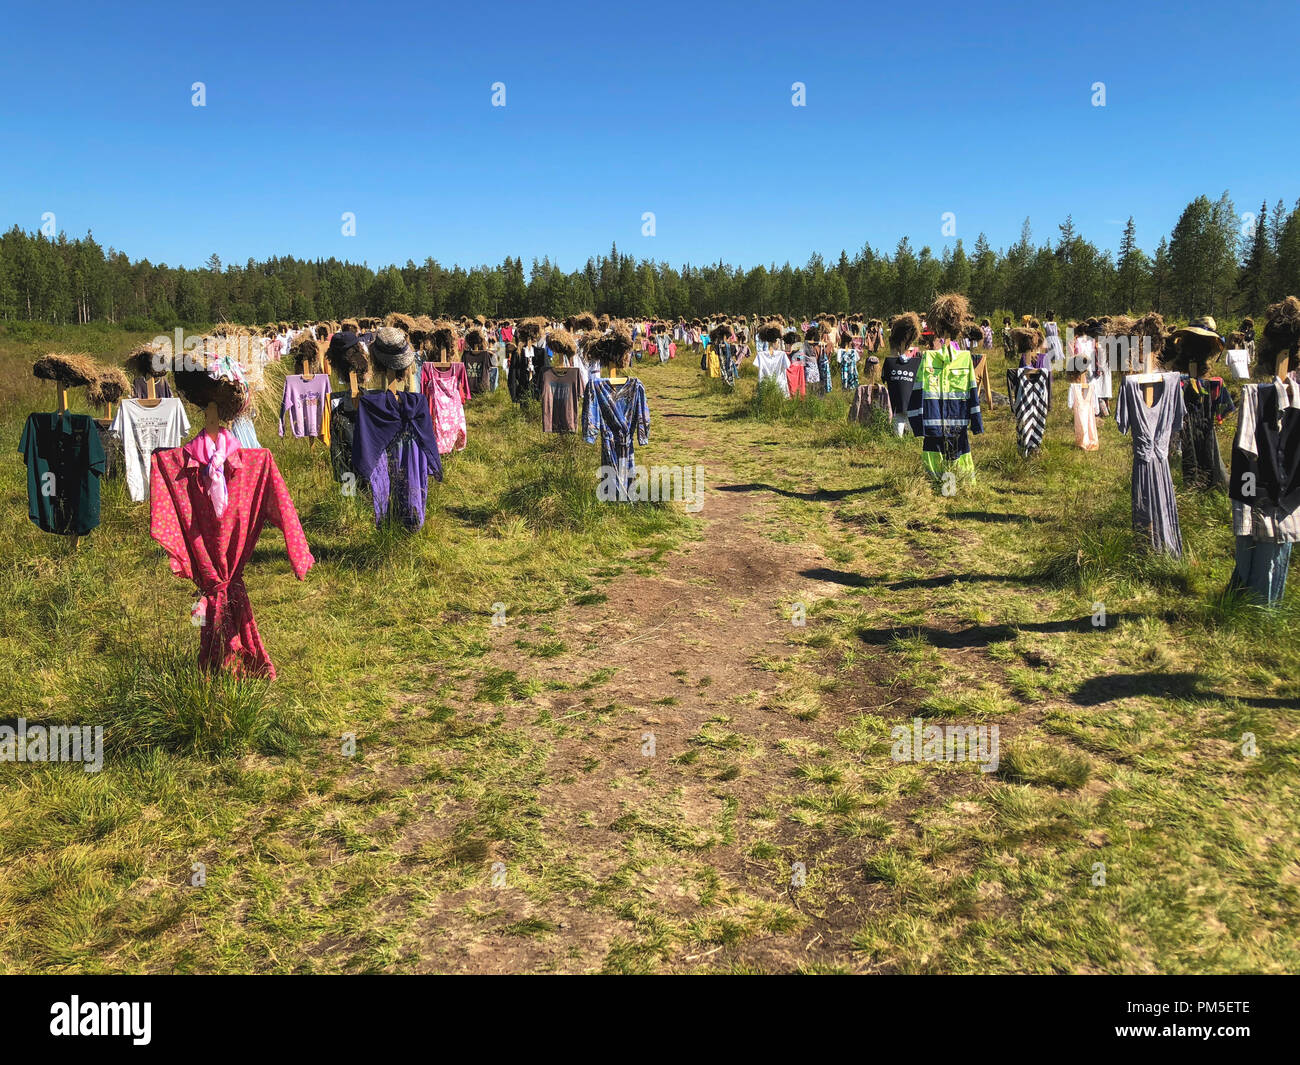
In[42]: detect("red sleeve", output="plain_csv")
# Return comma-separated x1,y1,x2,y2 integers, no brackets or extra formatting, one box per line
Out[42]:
262,452,315,580
149,453,193,580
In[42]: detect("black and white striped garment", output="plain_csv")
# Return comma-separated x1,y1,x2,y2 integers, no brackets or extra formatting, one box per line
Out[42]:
1007,368,1050,456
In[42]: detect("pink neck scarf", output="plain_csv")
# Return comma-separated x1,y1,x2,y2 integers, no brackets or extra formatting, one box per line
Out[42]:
188,428,240,518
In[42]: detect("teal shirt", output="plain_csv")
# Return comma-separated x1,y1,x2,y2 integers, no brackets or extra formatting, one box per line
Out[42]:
18,412,106,535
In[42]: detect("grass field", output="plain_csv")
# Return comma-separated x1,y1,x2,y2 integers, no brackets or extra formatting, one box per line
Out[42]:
0,324,1296,974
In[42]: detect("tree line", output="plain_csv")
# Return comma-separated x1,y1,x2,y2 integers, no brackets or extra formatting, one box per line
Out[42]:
1,191,1297,329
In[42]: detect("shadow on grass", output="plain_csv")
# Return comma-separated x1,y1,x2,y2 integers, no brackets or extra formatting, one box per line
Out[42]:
856,617,1100,649
949,510,1034,524
717,482,881,502
1070,672,1297,709
293,536,423,569
800,567,1047,591
801,567,874,588
443,504,497,526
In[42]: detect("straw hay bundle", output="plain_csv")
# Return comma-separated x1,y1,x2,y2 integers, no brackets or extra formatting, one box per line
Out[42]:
1131,312,1166,358
125,343,168,379
573,312,597,332
888,312,921,353
384,312,416,335
1257,295,1300,375
407,315,433,349
33,352,103,387
464,327,487,351
291,333,325,374
86,366,129,407
547,329,577,358
516,317,544,344
710,323,732,344
928,293,969,340
428,320,458,360
592,324,634,368
1101,315,1136,339
87,367,131,408
757,322,783,343
174,361,251,422
1010,327,1041,356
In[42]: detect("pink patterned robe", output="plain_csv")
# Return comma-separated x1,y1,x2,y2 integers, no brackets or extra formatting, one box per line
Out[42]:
150,435,314,678
421,362,470,454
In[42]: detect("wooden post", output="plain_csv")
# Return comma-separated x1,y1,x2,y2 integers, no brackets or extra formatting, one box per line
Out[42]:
349,371,360,400
137,375,162,409
974,353,993,410
204,401,221,440
56,382,76,549
1142,341,1156,408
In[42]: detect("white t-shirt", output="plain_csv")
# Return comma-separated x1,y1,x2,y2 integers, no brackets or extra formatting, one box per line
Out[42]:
756,351,791,396
110,397,190,502
1226,349,1250,380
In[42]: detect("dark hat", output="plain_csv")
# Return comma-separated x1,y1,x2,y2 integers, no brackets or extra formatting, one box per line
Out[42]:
371,327,413,371
326,331,370,377
1172,316,1224,353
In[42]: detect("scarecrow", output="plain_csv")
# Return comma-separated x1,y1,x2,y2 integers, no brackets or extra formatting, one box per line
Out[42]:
1169,315,1232,490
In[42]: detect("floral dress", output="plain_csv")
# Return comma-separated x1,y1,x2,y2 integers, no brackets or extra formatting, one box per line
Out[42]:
421,362,470,453
838,348,859,390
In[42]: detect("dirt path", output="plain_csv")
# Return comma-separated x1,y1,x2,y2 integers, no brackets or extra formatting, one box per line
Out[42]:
407,369,874,972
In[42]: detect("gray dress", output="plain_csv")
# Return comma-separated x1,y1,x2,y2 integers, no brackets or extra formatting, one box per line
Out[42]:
1116,373,1186,557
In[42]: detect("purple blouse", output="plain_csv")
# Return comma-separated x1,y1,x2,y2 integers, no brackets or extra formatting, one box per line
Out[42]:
279,375,331,438
352,392,443,529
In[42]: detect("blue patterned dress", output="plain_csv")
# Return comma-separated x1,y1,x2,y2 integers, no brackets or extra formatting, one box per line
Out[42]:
582,378,651,501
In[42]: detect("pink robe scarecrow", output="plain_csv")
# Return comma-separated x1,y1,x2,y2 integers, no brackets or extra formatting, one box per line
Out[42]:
150,430,314,679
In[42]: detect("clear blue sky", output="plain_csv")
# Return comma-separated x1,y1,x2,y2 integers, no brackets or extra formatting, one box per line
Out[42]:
2,0,1294,271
